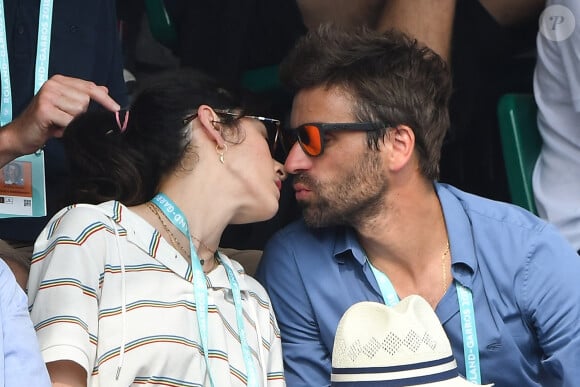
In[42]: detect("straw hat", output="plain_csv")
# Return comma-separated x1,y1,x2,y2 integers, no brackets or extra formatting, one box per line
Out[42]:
331,295,493,386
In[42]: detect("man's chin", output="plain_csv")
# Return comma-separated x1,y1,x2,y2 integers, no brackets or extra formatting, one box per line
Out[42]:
301,206,335,228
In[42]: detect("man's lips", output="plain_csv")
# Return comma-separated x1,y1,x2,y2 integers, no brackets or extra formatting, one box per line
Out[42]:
293,183,312,200
293,183,310,193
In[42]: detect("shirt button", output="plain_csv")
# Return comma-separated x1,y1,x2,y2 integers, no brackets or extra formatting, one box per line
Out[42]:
69,25,79,33
17,25,24,35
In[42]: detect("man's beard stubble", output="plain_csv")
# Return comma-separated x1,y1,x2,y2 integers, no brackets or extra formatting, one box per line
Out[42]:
295,150,387,228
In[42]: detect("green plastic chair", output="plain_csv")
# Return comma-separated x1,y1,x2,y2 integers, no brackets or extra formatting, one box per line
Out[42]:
497,93,543,214
144,0,177,50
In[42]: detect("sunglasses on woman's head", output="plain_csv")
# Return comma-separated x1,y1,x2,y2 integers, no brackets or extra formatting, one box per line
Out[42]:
285,122,386,157
182,109,282,156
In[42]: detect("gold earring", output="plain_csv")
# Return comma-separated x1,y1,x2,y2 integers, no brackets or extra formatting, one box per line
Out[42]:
216,143,228,164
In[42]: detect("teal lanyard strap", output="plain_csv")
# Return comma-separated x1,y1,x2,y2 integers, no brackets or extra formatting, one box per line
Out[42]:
219,250,259,386
369,262,399,307
368,258,481,383
34,0,53,93
0,0,53,126
456,282,482,384
152,194,257,387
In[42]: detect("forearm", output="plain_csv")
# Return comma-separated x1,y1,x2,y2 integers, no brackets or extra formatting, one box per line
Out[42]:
376,0,457,63
479,0,545,26
0,120,28,168
295,0,385,30
47,360,87,387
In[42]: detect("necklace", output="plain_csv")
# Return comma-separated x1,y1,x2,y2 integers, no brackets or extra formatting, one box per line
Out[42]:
190,234,217,259
147,202,217,267
147,202,190,259
441,241,451,297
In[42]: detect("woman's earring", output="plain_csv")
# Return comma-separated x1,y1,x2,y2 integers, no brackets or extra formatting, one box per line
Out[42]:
216,143,228,164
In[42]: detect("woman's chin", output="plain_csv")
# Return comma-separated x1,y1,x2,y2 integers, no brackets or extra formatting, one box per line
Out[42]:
231,202,279,225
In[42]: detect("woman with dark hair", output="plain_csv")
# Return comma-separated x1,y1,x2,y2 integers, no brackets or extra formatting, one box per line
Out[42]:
27,70,287,386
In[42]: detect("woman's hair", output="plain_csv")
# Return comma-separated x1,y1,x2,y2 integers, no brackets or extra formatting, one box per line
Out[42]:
63,69,245,205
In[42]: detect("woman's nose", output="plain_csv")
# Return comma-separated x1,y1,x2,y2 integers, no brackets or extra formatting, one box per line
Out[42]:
274,160,287,181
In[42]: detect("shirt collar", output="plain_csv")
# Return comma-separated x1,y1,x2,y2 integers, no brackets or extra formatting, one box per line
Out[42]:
330,183,479,288
206,254,253,292
98,201,252,291
333,226,368,266
435,182,478,287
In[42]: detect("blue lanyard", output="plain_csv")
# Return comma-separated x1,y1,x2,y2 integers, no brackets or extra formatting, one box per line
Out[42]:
456,282,482,384
151,193,258,387
0,0,54,126
368,260,482,384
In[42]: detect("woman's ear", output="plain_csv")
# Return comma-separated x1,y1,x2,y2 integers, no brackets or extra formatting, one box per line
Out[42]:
195,105,226,146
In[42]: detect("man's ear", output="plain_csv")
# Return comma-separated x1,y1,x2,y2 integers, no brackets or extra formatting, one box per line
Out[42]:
195,105,226,146
385,124,416,172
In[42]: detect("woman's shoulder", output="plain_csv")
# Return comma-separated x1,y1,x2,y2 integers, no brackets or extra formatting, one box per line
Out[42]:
218,253,271,301
37,201,125,243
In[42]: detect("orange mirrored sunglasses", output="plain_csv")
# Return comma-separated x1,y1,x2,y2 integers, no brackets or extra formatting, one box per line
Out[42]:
285,122,385,157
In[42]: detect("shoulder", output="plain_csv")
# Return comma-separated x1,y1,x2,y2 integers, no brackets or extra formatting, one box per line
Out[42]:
219,255,268,295
440,184,576,263
243,274,273,304
264,219,341,258
39,201,122,238
257,219,347,286
32,201,126,265
441,183,548,232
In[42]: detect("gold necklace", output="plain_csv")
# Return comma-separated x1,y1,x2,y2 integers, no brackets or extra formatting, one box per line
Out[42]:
147,202,217,267
190,234,217,258
441,241,451,296
147,202,190,259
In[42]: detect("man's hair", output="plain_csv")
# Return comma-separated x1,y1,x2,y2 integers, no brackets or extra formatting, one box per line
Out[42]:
279,25,452,180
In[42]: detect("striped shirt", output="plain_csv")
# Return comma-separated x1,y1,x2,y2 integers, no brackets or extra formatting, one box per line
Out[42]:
28,201,285,386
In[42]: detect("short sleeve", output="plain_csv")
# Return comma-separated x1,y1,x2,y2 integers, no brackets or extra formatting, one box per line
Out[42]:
28,207,111,374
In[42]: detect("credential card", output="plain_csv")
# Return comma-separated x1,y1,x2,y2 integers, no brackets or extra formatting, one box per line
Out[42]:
0,151,46,218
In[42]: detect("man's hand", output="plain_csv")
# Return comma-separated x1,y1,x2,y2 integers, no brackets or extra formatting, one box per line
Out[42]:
0,74,121,167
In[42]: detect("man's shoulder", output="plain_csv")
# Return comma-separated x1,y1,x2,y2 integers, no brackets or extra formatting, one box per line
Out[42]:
440,183,577,261
274,217,341,237
266,218,344,253
258,219,346,278
441,183,548,233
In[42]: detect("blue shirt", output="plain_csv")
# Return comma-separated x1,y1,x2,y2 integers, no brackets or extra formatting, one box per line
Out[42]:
0,0,127,241
256,183,580,387
0,259,50,386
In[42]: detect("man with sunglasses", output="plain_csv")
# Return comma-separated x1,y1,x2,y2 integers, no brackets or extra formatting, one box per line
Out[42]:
256,25,580,387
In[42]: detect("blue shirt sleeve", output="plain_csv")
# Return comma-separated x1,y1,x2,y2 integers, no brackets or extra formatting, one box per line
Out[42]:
0,259,51,386
256,233,332,387
518,225,580,386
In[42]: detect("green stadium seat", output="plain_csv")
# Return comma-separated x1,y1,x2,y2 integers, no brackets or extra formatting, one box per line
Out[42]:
497,93,543,214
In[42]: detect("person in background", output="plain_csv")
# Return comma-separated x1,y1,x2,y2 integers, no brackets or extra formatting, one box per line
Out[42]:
256,25,580,386
0,239,30,289
0,244,50,385
0,3,124,384
0,0,127,247
533,0,580,254
28,69,286,386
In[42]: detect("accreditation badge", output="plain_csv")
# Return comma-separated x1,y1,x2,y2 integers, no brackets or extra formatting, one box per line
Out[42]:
0,151,46,218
